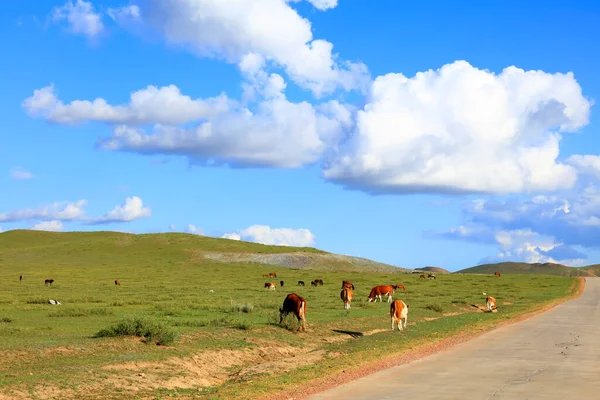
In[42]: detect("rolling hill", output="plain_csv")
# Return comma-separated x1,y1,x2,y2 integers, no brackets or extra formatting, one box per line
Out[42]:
455,261,600,277
0,229,412,274
419,266,451,274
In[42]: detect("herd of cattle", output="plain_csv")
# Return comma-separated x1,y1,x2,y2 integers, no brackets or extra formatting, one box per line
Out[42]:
272,272,501,332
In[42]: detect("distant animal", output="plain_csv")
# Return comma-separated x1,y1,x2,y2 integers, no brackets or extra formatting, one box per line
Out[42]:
263,273,269,278
19,275,23,282
494,271,501,277
311,280,318,287
486,296,497,312
115,280,121,286
368,285,395,303
314,279,324,286
280,280,284,287
298,280,305,286
48,299,61,305
341,280,355,290
419,274,426,279
340,288,354,310
393,284,406,291
428,273,436,280
279,293,307,331
390,299,409,331
265,282,276,290
269,272,277,278
44,279,54,286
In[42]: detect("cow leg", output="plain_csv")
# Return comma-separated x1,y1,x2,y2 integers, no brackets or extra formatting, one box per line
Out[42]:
403,315,408,329
387,294,392,303
391,315,395,331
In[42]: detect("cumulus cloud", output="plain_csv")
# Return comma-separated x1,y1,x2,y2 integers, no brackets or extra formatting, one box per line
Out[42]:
90,196,151,224
107,5,141,21
186,224,204,235
22,84,232,125
10,167,33,180
324,60,591,195
0,197,150,226
50,0,104,38
221,225,316,247
26,73,353,168
287,0,338,11
129,0,369,96
31,220,64,232
567,154,600,181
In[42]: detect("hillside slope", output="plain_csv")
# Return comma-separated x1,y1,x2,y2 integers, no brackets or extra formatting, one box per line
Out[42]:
455,262,598,277
0,230,411,274
419,266,451,274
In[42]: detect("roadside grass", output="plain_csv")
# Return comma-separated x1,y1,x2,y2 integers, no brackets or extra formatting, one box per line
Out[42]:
0,230,578,399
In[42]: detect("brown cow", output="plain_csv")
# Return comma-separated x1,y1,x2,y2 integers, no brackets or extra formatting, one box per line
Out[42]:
311,280,318,287
368,285,395,303
390,299,409,331
340,288,354,309
314,279,324,286
298,281,305,286
486,296,497,312
393,284,406,291
279,293,307,331
265,282,276,290
115,280,121,286
419,274,426,279
494,271,501,277
44,279,54,286
341,280,355,290
263,273,269,278
269,272,277,278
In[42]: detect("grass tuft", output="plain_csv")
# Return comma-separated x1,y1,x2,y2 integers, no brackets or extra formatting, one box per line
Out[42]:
424,304,444,313
95,317,178,345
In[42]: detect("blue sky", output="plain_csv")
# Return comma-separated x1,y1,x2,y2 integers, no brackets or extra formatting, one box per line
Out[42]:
2,0,600,271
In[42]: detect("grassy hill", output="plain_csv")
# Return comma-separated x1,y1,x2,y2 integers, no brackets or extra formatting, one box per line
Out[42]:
0,229,411,274
420,266,451,274
455,261,599,277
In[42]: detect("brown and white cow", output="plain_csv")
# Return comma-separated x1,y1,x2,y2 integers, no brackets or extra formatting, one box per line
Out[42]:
44,279,54,286
263,273,269,278
115,280,121,286
367,285,395,303
393,284,406,291
269,272,277,278
486,296,497,312
279,293,307,331
419,274,426,279
494,271,501,277
390,299,409,331
314,279,324,286
265,282,276,290
341,280,355,290
340,288,354,309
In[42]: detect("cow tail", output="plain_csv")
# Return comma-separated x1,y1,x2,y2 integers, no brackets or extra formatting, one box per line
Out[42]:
300,299,306,322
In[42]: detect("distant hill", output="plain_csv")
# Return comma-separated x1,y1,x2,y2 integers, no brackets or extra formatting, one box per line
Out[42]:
455,261,599,277
419,266,450,274
0,230,412,274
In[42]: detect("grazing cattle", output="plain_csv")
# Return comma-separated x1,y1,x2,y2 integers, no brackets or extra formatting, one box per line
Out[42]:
428,273,436,280
393,284,406,291
368,285,395,303
265,282,276,290
314,279,324,286
269,272,277,278
44,279,54,286
115,280,121,286
280,280,284,287
486,296,497,312
390,299,409,331
279,293,307,331
419,274,426,279
341,280,355,290
311,280,318,287
298,280,305,286
19,275,23,282
494,271,501,277
263,273,269,278
340,288,354,309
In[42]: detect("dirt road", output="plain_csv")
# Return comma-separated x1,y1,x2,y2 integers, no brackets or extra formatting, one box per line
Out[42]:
307,278,600,399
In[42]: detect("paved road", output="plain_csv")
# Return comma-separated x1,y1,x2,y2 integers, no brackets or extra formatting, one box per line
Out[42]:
308,278,600,400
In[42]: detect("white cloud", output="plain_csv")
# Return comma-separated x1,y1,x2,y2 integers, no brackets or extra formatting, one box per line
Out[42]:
107,5,141,21
91,196,151,224
51,0,104,38
186,224,204,235
221,225,316,247
31,220,64,232
0,200,87,222
134,0,369,96
22,84,232,125
324,60,591,195
287,0,338,11
567,154,600,181
168,224,176,231
10,167,33,180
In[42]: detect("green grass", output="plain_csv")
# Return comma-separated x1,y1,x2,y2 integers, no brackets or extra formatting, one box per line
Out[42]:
0,230,580,400
456,261,599,277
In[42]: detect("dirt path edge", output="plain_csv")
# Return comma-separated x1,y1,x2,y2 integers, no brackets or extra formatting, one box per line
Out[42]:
264,277,586,400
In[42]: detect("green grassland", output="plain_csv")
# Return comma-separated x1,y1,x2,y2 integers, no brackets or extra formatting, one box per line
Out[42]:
456,261,600,277
0,230,580,400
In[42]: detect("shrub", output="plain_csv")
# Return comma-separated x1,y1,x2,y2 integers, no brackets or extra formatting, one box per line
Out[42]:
424,304,444,313
230,301,254,313
0,317,13,323
95,317,178,346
